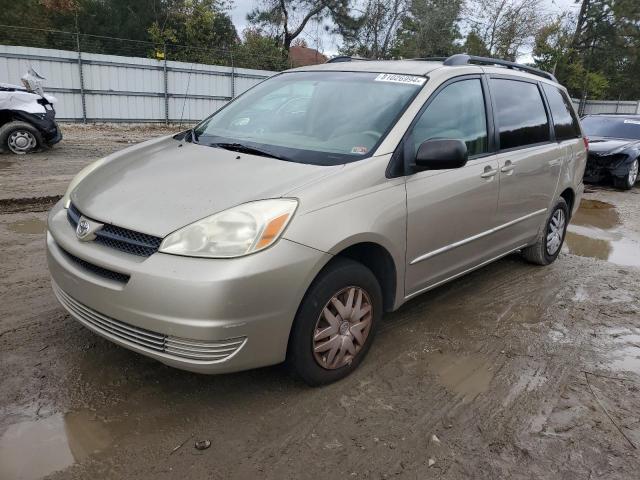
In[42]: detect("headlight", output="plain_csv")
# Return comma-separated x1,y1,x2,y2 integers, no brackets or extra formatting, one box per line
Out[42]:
61,158,106,208
159,199,298,258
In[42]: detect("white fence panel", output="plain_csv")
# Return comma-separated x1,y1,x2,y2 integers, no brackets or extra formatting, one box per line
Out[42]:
0,44,274,122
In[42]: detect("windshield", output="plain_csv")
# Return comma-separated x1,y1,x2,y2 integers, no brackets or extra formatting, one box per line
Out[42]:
581,116,640,140
193,71,426,165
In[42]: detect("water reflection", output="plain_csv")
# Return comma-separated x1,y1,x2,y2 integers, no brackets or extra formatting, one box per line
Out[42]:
0,410,112,480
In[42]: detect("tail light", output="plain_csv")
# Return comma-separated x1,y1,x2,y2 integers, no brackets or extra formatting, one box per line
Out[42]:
583,136,589,151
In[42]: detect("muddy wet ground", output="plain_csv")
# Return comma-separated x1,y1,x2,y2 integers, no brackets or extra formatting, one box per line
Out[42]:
1,125,639,479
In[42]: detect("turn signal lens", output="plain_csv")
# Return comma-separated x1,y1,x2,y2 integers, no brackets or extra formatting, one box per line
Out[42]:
256,213,290,249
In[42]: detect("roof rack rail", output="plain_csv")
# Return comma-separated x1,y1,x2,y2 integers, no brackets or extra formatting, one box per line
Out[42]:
326,55,370,63
442,54,557,82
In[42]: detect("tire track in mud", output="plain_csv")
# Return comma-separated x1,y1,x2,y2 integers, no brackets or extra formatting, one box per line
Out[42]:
0,195,61,213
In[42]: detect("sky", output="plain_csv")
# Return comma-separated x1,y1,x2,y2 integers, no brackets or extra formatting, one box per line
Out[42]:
228,0,581,59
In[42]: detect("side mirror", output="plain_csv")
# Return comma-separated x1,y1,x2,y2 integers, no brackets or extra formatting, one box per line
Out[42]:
413,139,468,171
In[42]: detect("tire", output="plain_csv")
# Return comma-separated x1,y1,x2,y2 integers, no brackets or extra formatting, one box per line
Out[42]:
612,158,638,191
0,121,43,155
287,258,382,386
522,198,569,266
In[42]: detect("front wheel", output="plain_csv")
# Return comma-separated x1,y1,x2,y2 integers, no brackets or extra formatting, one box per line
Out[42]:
0,121,43,154
522,198,569,266
287,258,382,386
613,158,638,190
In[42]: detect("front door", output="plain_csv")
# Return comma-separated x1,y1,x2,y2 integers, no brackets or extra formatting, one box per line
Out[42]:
405,77,501,297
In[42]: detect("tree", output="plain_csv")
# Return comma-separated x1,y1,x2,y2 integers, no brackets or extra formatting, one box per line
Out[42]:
554,0,640,100
148,0,238,64
532,16,573,75
337,0,408,59
248,0,351,52
462,30,490,56
234,28,290,70
464,0,545,60
395,0,463,58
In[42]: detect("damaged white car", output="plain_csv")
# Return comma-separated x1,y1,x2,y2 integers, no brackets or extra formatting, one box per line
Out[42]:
0,68,62,154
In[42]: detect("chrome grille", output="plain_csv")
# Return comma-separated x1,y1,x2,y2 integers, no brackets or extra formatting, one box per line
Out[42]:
67,203,162,257
53,283,246,363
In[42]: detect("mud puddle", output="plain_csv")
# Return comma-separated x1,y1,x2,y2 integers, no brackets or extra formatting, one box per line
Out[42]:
602,327,640,373
564,199,640,267
423,352,495,402
0,410,112,480
7,218,47,234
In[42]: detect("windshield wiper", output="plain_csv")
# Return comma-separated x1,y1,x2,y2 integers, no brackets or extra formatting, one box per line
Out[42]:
209,142,288,161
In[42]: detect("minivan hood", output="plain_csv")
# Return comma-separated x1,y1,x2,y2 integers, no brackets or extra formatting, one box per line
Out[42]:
72,136,341,237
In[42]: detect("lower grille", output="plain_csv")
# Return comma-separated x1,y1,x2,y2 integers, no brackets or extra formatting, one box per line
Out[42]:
587,153,626,169
60,247,130,284
53,283,246,363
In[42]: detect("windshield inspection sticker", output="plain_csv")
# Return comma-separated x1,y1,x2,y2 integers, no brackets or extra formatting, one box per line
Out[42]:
624,119,640,125
374,73,426,86
351,146,369,155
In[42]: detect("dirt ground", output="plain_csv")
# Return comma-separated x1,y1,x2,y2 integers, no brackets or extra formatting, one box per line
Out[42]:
1,124,639,480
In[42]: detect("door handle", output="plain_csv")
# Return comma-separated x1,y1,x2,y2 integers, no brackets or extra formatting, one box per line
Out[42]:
548,158,561,166
501,160,515,174
481,166,498,178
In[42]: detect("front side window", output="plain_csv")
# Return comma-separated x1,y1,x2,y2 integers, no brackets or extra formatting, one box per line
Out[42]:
193,71,425,165
411,78,489,157
491,79,550,150
542,84,581,141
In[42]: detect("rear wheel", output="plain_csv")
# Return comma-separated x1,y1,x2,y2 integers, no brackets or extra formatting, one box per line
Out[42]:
613,158,638,190
0,121,43,154
287,258,382,386
522,198,569,266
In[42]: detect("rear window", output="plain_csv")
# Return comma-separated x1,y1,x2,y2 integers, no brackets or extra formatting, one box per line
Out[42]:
490,79,551,150
542,84,581,141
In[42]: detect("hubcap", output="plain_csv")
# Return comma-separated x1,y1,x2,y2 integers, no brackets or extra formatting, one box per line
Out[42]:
8,130,37,154
312,286,373,370
629,159,638,186
546,208,566,256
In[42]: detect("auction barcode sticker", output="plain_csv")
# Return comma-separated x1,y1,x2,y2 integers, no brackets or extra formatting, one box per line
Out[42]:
374,73,426,86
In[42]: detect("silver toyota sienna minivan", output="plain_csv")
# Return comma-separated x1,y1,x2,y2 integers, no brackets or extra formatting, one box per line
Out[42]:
47,54,587,385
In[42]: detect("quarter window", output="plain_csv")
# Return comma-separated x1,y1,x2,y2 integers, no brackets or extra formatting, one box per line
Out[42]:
411,79,488,157
542,84,581,141
490,79,550,150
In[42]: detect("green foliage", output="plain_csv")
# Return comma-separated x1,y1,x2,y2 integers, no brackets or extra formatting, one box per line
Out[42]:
233,28,290,70
463,30,490,57
336,0,407,59
534,0,639,100
394,0,463,58
147,0,237,64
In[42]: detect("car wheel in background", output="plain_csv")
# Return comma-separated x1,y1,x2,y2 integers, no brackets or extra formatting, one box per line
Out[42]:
522,198,569,266
613,158,638,190
0,121,43,154
287,258,382,386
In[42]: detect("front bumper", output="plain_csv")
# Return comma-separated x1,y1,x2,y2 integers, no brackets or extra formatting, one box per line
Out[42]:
46,201,330,374
584,153,633,183
13,109,62,145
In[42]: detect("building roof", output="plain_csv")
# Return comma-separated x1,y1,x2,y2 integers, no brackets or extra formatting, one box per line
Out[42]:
288,46,328,68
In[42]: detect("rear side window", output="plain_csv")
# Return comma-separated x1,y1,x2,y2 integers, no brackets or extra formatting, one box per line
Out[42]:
411,78,488,157
542,84,581,141
490,79,550,150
